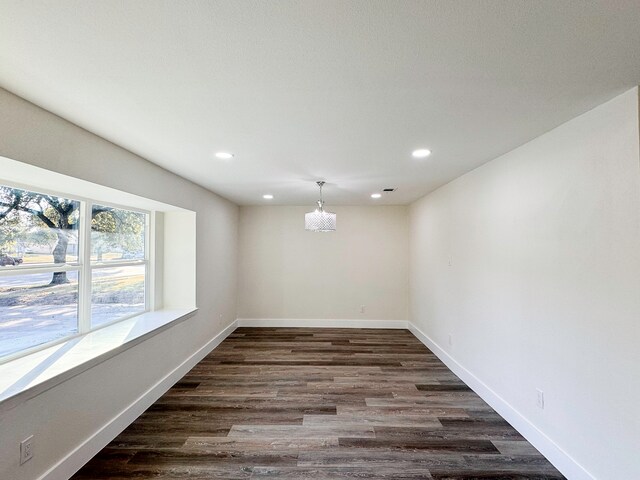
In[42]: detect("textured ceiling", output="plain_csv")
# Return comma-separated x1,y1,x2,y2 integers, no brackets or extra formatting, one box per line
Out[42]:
1,1,639,205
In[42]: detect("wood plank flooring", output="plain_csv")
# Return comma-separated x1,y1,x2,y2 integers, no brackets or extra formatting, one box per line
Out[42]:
72,328,565,479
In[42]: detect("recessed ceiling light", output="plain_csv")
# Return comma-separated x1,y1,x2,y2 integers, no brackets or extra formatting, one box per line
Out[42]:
215,152,234,160
371,193,382,199
412,149,431,158
262,194,274,200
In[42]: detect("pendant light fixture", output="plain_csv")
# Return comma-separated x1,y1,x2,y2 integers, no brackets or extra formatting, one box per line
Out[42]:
305,181,336,232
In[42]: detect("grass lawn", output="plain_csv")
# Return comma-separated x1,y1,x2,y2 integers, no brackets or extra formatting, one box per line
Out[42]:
0,270,145,358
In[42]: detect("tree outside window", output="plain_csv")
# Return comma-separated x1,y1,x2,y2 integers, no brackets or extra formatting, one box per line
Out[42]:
0,184,148,359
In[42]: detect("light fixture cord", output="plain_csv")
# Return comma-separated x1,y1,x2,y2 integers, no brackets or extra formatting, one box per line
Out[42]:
317,181,325,211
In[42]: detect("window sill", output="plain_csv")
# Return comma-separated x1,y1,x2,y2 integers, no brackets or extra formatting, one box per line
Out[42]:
0,308,197,413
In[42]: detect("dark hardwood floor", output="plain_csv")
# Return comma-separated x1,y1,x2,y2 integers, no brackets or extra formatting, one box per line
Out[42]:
72,327,565,479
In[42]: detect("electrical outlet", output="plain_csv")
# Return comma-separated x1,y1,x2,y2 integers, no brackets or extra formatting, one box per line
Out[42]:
448,334,453,347
360,305,365,314
20,435,33,464
536,389,545,409
447,255,452,266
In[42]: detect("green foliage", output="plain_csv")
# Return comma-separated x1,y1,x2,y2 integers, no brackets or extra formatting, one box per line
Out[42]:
0,213,21,253
1,186,146,263
92,207,145,258
43,205,79,229
0,185,79,257
25,228,57,248
0,185,79,229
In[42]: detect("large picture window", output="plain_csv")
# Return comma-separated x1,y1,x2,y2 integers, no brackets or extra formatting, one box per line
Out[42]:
0,184,149,360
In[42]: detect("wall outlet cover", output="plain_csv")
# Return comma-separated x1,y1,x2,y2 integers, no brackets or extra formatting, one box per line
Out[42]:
20,435,33,464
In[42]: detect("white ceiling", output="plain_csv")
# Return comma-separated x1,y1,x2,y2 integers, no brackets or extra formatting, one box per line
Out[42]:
1,1,639,206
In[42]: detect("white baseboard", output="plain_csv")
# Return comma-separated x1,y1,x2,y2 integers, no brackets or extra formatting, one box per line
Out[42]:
237,318,408,329
41,320,238,480
39,318,592,480
408,321,594,480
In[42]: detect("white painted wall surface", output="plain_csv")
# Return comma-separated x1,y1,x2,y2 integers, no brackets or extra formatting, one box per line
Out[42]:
0,88,239,480
409,88,640,479
238,206,409,323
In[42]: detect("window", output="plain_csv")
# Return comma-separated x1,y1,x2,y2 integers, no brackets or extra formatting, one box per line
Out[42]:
0,184,149,361
90,204,147,328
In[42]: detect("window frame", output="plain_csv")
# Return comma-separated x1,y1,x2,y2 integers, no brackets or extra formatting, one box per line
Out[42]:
0,179,153,364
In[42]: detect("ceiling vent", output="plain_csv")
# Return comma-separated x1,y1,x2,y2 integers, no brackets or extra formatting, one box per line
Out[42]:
383,188,396,192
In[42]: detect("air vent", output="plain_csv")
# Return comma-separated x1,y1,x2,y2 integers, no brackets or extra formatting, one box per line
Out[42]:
383,188,396,192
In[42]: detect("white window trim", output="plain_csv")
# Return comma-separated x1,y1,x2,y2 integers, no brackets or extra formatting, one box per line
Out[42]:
0,156,198,411
85,198,153,334
0,307,198,413
0,180,152,364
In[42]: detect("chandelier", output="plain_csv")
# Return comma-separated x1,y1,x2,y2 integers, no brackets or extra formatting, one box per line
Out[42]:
305,181,336,232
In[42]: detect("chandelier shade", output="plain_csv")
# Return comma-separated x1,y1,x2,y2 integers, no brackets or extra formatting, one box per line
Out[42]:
305,208,337,232
305,181,336,232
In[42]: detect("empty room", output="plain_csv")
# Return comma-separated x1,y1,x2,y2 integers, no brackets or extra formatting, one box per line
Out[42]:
0,2,639,479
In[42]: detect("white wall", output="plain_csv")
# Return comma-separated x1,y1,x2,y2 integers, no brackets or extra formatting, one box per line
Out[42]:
409,88,640,479
238,206,408,323
3,80,638,480
0,87,239,480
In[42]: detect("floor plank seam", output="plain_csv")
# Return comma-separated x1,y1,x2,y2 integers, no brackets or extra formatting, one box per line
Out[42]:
72,327,566,479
